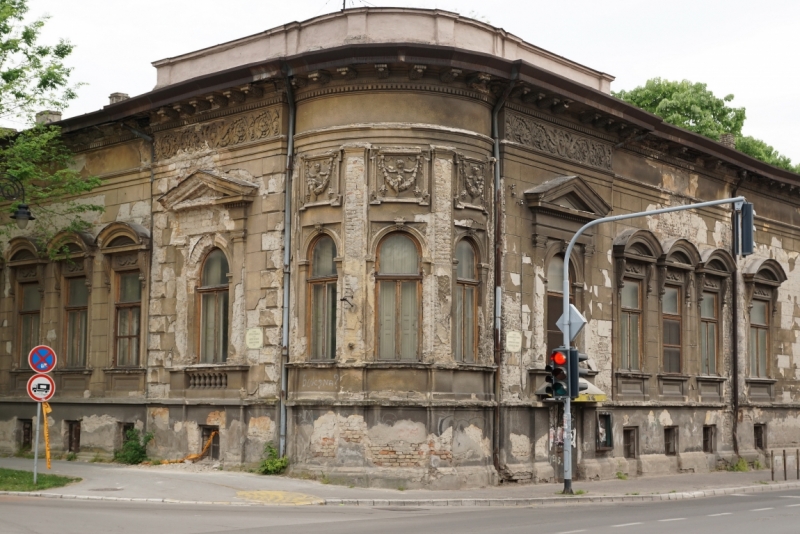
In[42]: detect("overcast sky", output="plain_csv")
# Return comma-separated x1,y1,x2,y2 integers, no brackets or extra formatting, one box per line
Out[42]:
28,0,800,163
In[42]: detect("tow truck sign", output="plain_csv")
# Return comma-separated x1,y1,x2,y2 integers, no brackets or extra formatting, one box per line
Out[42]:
27,374,55,402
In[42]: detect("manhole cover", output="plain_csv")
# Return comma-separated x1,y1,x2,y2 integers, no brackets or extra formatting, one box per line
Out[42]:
88,488,123,491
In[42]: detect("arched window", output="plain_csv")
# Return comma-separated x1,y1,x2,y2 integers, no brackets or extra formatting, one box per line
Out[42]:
376,234,421,360
199,249,229,363
546,256,573,354
309,236,337,359
455,240,478,362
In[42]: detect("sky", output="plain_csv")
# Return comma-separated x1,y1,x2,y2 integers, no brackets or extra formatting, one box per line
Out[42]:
26,0,800,163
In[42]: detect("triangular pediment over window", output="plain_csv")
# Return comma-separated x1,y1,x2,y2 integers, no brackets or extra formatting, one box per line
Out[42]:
524,175,610,219
524,175,611,245
158,169,257,212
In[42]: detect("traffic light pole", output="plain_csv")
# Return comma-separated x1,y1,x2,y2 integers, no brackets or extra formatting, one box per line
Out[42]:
560,195,747,494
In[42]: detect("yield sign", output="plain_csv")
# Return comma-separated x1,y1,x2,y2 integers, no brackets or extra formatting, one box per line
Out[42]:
556,304,587,342
28,345,57,374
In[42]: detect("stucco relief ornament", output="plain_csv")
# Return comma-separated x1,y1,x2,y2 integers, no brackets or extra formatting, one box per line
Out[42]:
305,159,332,202
378,155,420,194
460,162,485,200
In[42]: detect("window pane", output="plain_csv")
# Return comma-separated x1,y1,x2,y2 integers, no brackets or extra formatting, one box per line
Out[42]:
67,309,87,367
701,322,708,373
326,282,337,359
621,312,629,368
664,348,680,373
662,286,679,315
379,234,418,274
547,256,564,293
378,281,396,359
21,284,41,311
219,291,228,362
119,307,130,336
663,318,681,346
701,292,717,319
312,237,337,278
117,333,129,366
749,326,757,375
201,293,218,363
68,277,89,307
131,307,140,336
621,281,639,310
758,328,767,377
399,281,418,360
311,284,326,359
456,241,476,280
464,286,475,362
455,288,463,361
630,314,640,370
21,314,39,359
119,273,141,302
751,300,767,325
707,323,716,374
202,250,229,287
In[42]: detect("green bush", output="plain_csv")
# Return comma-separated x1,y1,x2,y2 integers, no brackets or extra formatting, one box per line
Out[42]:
256,442,288,475
729,457,749,472
113,429,153,465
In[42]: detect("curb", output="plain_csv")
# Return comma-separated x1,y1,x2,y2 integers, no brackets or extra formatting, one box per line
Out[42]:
2,481,800,507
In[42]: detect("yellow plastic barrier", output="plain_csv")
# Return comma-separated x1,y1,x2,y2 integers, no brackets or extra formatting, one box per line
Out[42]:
42,402,52,469
162,430,218,464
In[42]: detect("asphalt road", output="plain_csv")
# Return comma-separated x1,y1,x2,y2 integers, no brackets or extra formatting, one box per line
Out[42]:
2,489,799,534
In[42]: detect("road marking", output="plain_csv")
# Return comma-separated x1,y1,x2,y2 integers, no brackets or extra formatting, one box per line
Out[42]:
786,504,800,508
778,495,800,498
708,513,732,516
612,523,643,527
556,530,586,534
750,508,773,512
730,494,753,497
235,490,324,506
658,518,685,522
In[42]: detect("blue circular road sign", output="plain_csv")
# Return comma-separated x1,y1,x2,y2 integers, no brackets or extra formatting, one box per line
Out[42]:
28,345,57,373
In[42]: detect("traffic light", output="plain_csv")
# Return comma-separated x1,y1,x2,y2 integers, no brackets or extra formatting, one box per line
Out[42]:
569,348,589,399
740,202,755,257
546,347,570,398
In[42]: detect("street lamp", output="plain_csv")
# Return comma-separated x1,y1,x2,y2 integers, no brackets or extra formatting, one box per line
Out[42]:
0,174,34,230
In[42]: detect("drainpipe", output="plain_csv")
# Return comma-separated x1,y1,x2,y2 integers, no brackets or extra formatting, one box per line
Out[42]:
279,66,296,458
730,174,745,456
122,124,155,433
491,63,519,477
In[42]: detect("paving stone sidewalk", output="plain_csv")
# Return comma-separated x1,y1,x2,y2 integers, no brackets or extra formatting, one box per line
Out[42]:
1,457,799,506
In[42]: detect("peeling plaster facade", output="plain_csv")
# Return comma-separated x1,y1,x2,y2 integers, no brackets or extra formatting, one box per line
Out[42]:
1,8,799,486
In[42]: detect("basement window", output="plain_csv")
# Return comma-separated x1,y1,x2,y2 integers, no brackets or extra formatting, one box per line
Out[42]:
703,426,715,453
596,412,613,451
623,427,637,459
120,423,135,445
201,426,220,460
664,426,678,456
18,419,32,451
754,424,767,450
67,421,81,453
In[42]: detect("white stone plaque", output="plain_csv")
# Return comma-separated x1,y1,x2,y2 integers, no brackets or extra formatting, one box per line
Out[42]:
245,328,263,349
505,330,522,353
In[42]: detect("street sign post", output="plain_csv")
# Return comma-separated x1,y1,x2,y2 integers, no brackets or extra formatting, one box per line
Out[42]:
26,345,57,485
28,345,57,374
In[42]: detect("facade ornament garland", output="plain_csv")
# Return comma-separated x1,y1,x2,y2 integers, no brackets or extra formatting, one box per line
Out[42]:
369,147,430,205
505,111,613,171
154,108,281,160
298,150,343,210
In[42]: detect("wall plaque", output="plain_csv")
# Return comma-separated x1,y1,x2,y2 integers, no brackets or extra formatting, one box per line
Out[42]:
245,328,264,349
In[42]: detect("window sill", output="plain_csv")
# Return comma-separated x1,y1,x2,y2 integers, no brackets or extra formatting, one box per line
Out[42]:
615,370,652,379
657,373,691,381
102,367,146,374
169,364,250,372
696,375,727,382
52,368,92,375
745,377,777,384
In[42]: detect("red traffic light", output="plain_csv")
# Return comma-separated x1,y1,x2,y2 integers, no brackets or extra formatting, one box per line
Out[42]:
551,351,567,366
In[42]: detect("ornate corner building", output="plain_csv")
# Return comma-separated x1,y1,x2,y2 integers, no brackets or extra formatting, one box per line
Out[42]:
1,8,799,488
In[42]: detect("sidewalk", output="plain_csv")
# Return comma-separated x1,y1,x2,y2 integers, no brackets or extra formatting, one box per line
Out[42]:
1,456,799,506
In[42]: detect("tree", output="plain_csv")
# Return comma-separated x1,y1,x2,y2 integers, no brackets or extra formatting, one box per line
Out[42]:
0,0,102,255
613,78,746,140
614,77,799,174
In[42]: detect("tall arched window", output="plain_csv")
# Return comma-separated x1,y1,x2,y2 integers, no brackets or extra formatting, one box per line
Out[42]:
199,249,229,363
546,256,573,354
309,236,337,359
455,240,478,362
377,233,421,360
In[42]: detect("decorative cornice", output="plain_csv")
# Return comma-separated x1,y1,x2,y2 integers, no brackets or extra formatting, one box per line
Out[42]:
505,102,617,143
504,111,613,172
150,94,285,133
294,81,492,105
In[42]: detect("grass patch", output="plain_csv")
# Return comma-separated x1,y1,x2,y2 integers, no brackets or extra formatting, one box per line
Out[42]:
0,468,79,491
320,474,331,485
574,489,587,495
616,471,628,480
729,457,749,472
256,442,289,475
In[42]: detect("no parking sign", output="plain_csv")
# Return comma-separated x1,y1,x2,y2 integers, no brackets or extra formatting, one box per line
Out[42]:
28,345,57,373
